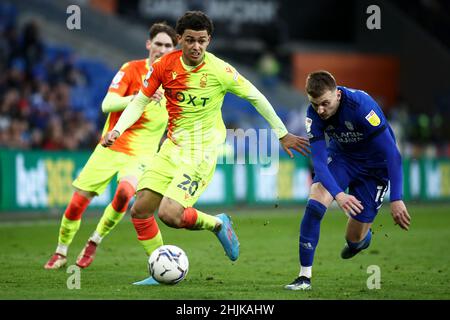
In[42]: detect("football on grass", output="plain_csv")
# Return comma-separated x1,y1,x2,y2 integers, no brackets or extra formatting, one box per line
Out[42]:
148,245,189,284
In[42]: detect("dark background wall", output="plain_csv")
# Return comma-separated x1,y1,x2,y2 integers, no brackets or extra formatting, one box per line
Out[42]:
355,0,450,114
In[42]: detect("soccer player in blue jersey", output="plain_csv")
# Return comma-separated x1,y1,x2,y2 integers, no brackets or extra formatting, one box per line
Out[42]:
285,70,411,290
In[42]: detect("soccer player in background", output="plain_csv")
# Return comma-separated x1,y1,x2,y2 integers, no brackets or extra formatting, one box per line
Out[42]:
285,70,411,290
102,11,310,280
44,23,177,270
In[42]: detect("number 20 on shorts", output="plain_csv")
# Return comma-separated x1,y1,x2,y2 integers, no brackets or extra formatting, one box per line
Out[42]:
177,174,199,196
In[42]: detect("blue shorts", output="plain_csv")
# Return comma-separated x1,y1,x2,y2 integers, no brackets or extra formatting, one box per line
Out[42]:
313,153,389,223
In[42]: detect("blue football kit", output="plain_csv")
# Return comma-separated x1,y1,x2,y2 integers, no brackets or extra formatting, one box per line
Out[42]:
306,86,403,223
284,86,405,290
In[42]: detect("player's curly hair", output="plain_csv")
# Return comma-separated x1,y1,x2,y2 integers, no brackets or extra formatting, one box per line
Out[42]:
176,11,214,36
306,70,337,98
149,22,178,46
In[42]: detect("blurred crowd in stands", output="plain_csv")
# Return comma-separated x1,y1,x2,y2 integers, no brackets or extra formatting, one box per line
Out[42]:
0,2,449,158
0,3,106,151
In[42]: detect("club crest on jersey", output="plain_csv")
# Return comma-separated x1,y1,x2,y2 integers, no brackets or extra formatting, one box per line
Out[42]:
200,73,207,88
143,66,154,88
365,110,381,126
345,121,354,131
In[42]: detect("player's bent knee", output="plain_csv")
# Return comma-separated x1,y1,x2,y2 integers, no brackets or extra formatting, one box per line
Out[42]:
158,206,182,228
309,183,333,207
112,183,135,212
74,188,96,200
306,199,327,219
130,203,150,219
346,219,371,242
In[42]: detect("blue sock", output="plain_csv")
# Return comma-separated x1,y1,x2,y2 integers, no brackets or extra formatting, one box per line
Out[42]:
347,230,372,251
299,199,327,267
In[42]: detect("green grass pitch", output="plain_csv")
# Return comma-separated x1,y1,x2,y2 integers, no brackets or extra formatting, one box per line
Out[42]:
0,203,449,300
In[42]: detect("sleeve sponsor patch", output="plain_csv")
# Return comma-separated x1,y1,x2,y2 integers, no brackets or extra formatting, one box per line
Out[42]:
110,71,124,89
143,66,153,88
225,65,239,82
305,117,313,137
365,110,381,126
233,70,239,82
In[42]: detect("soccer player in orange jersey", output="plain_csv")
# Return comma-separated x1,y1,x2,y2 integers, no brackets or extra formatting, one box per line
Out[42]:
44,23,177,270
102,11,310,284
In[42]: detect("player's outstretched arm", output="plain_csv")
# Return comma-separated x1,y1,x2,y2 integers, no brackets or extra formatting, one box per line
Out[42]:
241,86,311,157
390,200,411,230
335,192,364,217
113,91,150,132
101,130,120,147
371,127,411,230
310,138,364,216
100,91,151,148
101,92,134,113
102,90,164,113
280,133,310,158
223,66,292,142
149,89,164,104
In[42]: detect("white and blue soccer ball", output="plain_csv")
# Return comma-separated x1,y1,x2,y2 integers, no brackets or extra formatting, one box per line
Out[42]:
148,245,189,285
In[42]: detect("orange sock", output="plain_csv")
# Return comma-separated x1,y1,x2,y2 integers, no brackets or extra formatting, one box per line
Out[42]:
58,192,91,247
180,207,198,229
64,191,91,220
180,207,218,231
132,216,160,240
132,216,163,255
111,181,135,212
